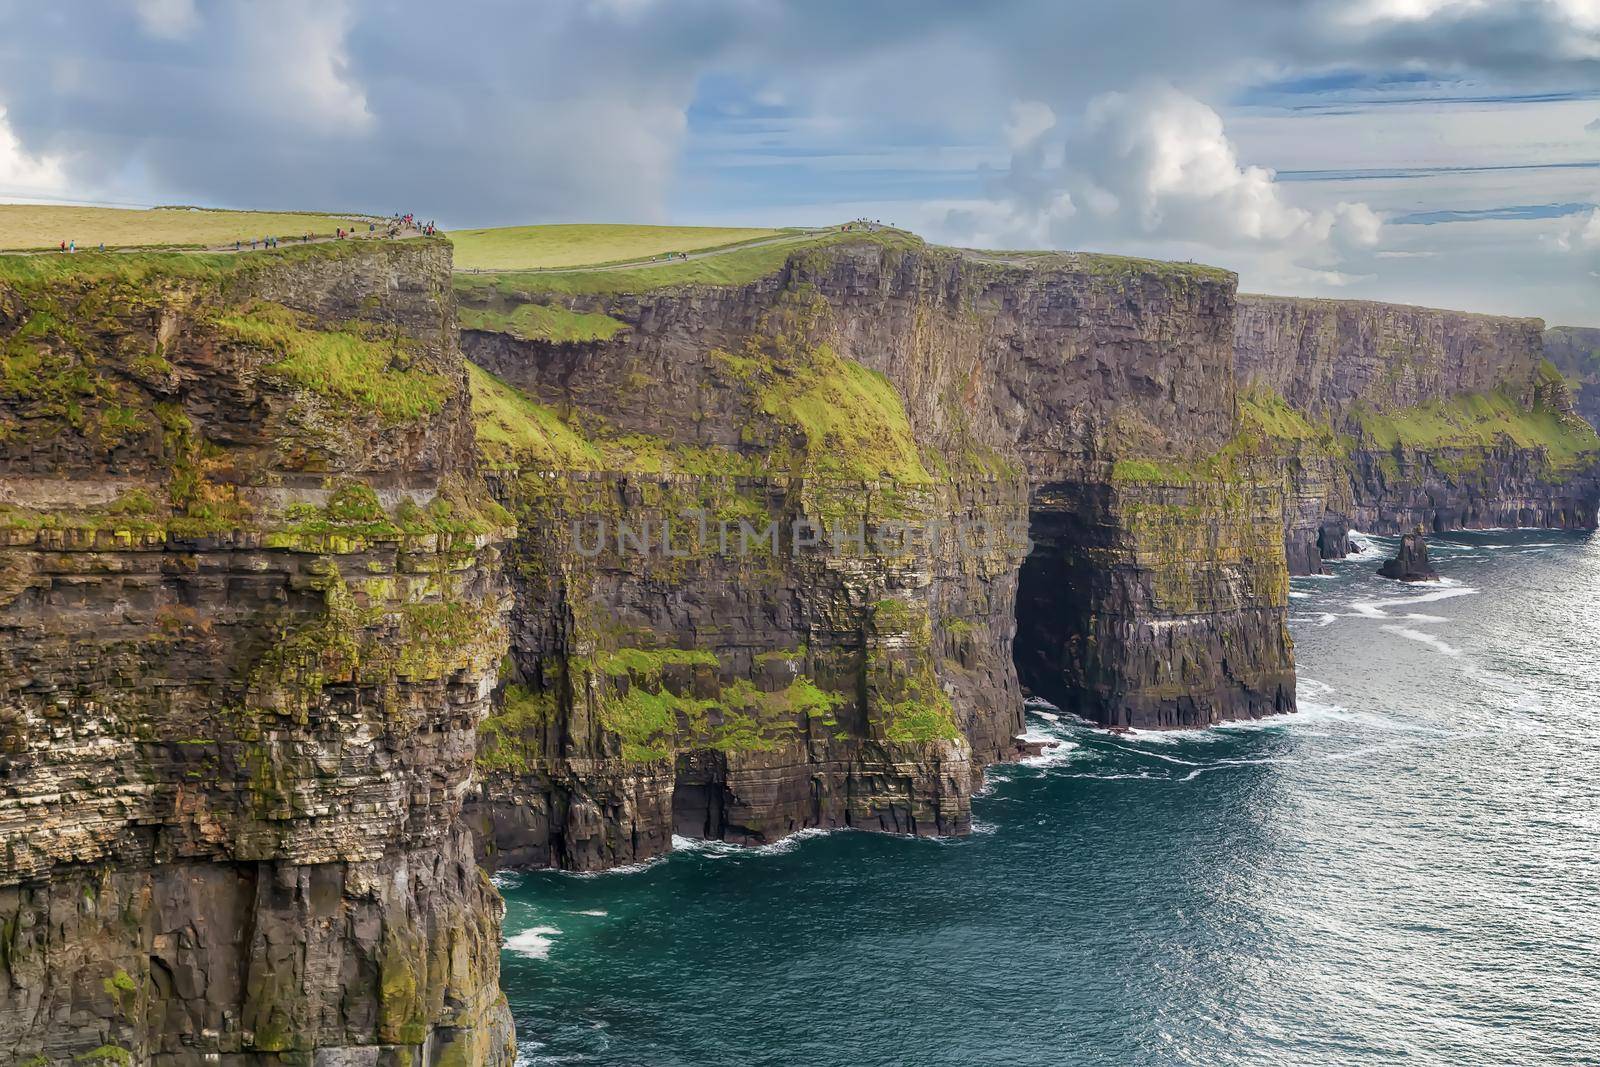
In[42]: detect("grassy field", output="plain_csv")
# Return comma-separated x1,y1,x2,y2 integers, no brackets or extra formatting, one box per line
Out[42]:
0,204,375,251
453,228,923,297
449,223,786,271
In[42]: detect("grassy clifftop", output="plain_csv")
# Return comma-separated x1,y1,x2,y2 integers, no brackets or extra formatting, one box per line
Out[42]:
450,223,785,271
453,227,922,298
0,204,376,252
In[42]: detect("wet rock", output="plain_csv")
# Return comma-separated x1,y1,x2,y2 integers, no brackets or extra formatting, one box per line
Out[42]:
1378,527,1440,582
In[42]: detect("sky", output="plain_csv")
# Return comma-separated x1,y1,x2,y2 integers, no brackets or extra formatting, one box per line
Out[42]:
1,0,1597,325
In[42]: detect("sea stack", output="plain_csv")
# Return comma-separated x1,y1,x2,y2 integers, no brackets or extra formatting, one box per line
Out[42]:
1378,525,1440,582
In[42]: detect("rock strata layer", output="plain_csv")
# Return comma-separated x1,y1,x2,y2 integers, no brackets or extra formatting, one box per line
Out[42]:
1234,294,1600,572
456,237,1298,873
0,242,516,1064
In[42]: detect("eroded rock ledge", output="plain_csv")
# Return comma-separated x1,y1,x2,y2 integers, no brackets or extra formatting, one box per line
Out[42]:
1,241,515,1064
1235,294,1600,573
456,239,1300,873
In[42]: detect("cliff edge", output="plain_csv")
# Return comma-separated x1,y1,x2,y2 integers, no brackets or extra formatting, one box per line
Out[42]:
0,241,516,1064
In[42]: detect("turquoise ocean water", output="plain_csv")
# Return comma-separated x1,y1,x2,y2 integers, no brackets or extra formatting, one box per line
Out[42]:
497,530,1600,1066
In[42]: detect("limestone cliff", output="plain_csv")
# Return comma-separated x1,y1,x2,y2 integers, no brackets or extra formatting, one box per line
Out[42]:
1543,325,1600,431
0,242,515,1064
454,236,1295,871
9,225,1592,1048
1235,294,1600,571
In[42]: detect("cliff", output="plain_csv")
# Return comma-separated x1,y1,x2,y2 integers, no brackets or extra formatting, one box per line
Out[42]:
455,236,1294,872
7,224,1594,1047
1235,294,1600,570
0,242,515,1063
1543,326,1600,431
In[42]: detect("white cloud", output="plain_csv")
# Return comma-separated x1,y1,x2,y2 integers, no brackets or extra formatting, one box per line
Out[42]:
1003,101,1057,151
1555,206,1600,250
134,0,199,40
0,106,64,196
954,84,1381,266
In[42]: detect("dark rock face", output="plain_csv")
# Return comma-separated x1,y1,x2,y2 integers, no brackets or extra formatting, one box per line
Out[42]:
1235,295,1600,573
1378,528,1439,582
10,229,1588,1050
458,243,1299,872
1544,326,1600,431
0,243,515,1063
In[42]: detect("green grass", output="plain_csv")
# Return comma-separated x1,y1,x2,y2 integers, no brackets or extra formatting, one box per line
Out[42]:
0,204,373,251
466,362,607,469
452,229,924,296
710,311,933,483
1068,251,1234,287
457,302,627,343
449,223,785,271
215,301,448,423
1350,388,1600,472
759,344,932,483
0,236,396,287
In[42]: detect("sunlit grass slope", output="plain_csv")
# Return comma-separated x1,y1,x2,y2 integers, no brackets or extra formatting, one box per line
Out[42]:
449,223,785,271
0,204,373,251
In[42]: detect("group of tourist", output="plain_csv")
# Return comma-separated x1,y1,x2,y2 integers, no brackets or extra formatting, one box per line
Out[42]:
51,212,442,257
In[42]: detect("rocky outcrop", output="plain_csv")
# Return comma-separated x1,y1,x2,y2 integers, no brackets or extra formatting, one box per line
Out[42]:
0,242,515,1063
455,237,1297,871
1378,527,1439,582
1544,326,1600,430
1235,294,1600,571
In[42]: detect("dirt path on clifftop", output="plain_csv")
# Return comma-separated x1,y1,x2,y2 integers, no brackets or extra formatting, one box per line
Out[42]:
2,229,426,257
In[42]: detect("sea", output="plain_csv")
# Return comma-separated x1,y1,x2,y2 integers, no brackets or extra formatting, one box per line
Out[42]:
495,529,1600,1066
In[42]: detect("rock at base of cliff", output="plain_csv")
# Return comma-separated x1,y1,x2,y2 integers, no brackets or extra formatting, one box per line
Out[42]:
1378,527,1439,582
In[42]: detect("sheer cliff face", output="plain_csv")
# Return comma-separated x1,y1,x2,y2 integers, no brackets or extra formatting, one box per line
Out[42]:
1234,295,1547,420
1544,326,1600,430
0,244,515,1064
457,240,1295,871
1234,295,1600,568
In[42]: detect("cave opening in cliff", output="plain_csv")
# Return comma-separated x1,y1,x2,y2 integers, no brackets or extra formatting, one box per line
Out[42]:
1012,483,1105,723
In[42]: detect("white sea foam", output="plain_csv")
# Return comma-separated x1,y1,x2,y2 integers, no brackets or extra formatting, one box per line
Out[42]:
1344,533,1389,561
1298,677,1334,697
504,925,561,959
1381,624,1464,658
1349,584,1477,618
670,827,837,859
1288,590,1312,599
1111,726,1226,745
1019,738,1079,767
570,909,608,917
561,855,667,879
971,817,998,835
